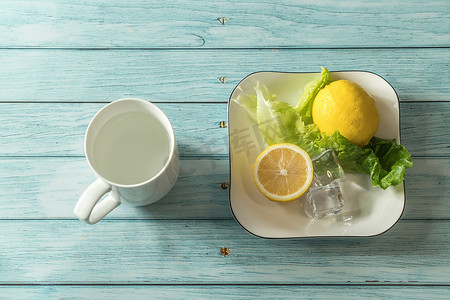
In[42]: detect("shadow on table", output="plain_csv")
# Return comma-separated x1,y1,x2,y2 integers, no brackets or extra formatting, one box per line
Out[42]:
133,158,231,220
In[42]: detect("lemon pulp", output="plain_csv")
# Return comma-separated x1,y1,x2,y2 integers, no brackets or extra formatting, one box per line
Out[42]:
253,143,313,202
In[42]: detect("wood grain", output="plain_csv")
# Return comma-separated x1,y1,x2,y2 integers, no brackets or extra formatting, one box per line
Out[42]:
0,49,448,102
0,157,447,220
0,219,448,284
1,286,449,299
0,102,448,157
0,103,228,157
1,1,449,296
1,0,448,48
0,158,230,220
403,158,450,219
400,102,450,157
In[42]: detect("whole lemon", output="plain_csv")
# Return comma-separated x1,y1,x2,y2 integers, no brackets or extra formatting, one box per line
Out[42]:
312,80,380,146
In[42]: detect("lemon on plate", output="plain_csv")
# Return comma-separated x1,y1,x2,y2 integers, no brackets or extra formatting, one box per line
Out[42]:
253,143,313,202
312,79,380,146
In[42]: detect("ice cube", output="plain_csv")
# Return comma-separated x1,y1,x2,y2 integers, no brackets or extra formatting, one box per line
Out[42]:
311,149,345,186
307,180,344,219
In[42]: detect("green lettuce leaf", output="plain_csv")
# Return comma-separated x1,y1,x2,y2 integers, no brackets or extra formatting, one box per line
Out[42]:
367,137,413,189
293,119,323,156
233,93,257,122
293,67,332,124
316,132,412,189
255,85,299,145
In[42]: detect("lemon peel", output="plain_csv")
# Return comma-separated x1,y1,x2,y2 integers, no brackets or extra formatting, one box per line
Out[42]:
312,80,379,146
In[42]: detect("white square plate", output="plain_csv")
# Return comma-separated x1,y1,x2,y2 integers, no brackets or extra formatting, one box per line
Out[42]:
228,71,405,238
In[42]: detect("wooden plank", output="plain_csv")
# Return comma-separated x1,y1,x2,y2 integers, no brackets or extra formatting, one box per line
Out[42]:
0,158,230,220
0,103,228,157
0,220,448,284
0,49,448,102
0,286,449,299
0,157,447,220
400,102,450,157
403,158,450,219
0,102,448,157
1,1,448,48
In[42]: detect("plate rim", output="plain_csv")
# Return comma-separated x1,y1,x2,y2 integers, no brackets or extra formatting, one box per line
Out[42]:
227,69,406,239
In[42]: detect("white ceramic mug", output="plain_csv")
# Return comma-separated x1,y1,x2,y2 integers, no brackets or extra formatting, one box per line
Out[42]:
74,98,180,224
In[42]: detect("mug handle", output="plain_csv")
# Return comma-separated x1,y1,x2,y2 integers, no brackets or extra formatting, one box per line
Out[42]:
74,179,121,224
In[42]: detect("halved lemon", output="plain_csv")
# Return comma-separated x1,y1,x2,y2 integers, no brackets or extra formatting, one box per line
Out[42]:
253,143,313,202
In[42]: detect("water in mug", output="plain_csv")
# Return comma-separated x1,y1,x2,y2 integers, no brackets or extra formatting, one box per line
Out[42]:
93,111,171,185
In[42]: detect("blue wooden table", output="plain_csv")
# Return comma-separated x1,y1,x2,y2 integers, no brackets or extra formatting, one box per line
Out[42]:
1,1,449,298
